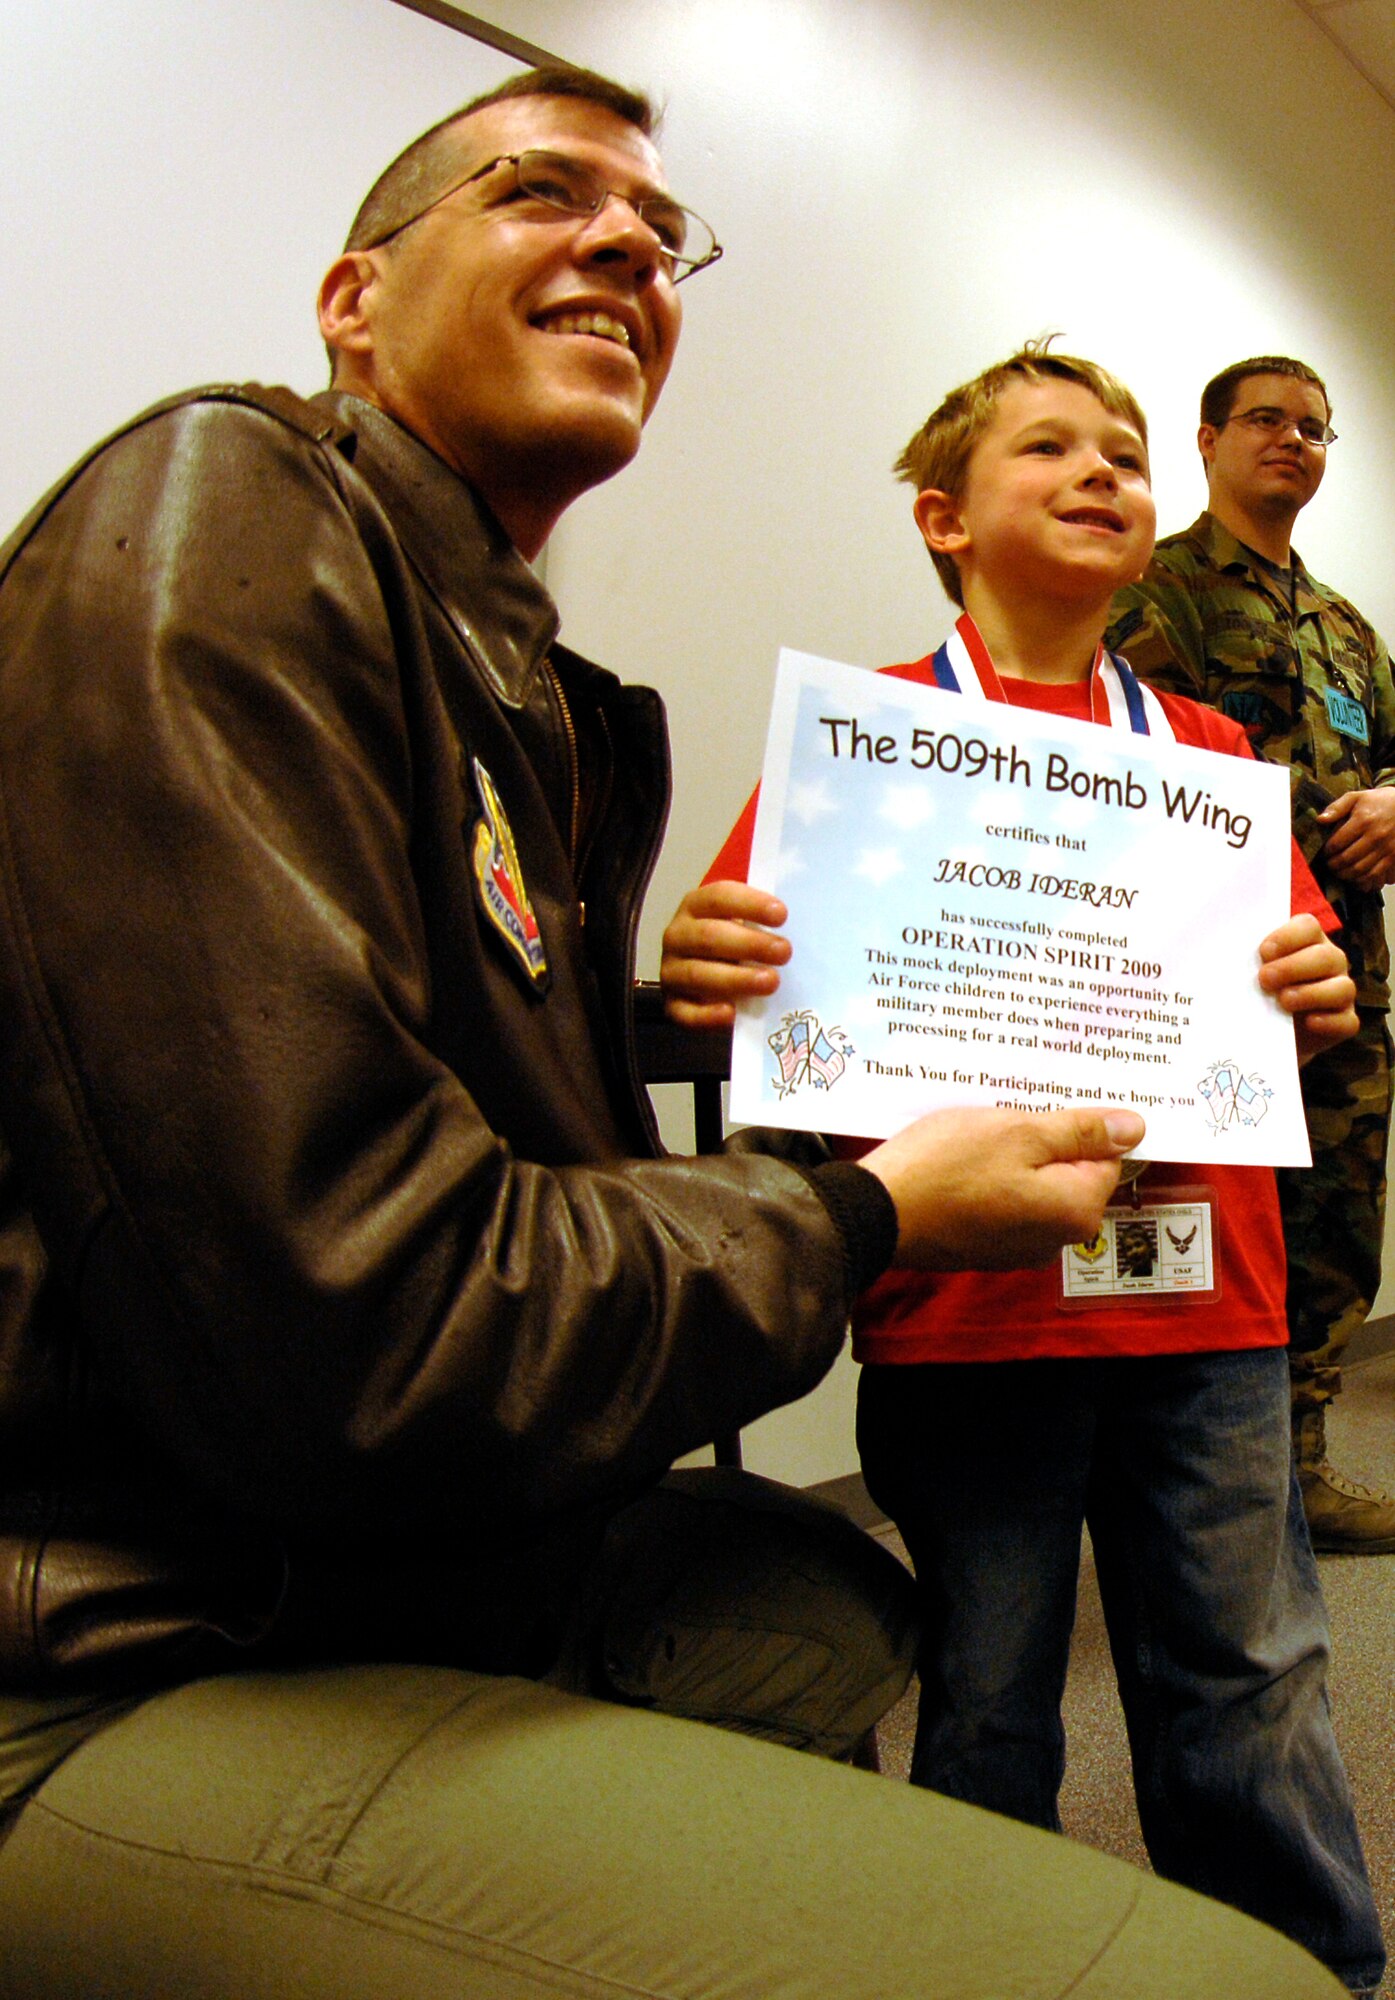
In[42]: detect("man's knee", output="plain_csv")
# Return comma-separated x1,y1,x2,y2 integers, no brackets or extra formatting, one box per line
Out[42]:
0,1665,1348,2000
583,1467,917,1756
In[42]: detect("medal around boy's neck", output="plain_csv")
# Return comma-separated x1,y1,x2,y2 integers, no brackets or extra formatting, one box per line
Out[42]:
960,597,1112,687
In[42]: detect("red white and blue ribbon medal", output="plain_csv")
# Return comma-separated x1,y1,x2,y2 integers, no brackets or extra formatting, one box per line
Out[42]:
471,758,548,986
930,613,1176,742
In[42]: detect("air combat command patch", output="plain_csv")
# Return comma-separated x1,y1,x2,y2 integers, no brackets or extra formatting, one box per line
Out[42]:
471,757,548,987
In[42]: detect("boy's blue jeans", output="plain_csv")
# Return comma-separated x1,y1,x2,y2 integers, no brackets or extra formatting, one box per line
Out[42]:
858,1345,1385,1995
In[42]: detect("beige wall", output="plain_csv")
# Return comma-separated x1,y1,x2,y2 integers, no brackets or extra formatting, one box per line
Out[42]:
0,0,512,528
7,0,1395,1486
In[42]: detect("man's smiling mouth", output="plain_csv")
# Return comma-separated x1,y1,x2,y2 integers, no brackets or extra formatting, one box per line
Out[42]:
535,310,633,351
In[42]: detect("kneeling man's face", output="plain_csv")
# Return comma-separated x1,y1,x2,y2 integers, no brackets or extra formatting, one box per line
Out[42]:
361,94,684,508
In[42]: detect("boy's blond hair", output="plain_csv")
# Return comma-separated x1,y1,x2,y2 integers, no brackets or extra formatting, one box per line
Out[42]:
895,343,1149,607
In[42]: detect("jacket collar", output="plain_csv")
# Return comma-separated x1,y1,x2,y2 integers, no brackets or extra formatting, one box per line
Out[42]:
314,391,559,708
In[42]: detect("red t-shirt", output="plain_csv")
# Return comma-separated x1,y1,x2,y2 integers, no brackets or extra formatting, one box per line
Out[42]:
707,656,1336,1364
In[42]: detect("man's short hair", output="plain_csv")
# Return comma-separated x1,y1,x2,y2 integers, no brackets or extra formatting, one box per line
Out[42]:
1200,355,1331,429
343,65,658,254
894,343,1149,608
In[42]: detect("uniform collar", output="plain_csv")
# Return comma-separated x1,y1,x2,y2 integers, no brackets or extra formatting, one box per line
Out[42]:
1188,509,1316,598
314,391,560,709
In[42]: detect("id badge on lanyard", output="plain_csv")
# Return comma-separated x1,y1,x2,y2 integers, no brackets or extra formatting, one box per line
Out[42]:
1058,1170,1219,1309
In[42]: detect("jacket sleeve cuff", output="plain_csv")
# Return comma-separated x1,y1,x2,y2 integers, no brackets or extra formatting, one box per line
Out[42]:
802,1161,900,1302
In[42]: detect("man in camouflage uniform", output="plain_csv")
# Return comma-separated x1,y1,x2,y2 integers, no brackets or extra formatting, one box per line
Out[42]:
1109,355,1395,1553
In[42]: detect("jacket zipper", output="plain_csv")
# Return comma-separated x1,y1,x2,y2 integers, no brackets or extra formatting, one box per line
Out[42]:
545,656,584,928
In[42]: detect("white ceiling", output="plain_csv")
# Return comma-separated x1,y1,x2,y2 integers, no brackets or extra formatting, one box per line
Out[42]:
1294,0,1395,110
403,1,1395,117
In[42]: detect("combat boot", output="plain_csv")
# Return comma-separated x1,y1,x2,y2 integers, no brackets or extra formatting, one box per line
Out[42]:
1294,1407,1395,1553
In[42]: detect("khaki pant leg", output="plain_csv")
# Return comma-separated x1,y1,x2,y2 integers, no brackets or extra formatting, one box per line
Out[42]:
0,1665,1345,2000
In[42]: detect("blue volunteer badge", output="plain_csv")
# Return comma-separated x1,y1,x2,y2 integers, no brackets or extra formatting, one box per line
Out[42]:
1324,684,1370,744
471,758,548,987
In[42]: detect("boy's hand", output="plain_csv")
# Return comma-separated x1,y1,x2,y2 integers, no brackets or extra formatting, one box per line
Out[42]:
1317,787,1395,890
660,881,791,1028
861,1105,1145,1271
1257,914,1358,1065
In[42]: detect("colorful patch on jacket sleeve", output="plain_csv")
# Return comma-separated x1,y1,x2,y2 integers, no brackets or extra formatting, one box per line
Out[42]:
470,757,548,987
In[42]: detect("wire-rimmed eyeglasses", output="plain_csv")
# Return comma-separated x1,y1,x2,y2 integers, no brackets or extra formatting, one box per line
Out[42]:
1223,406,1337,448
364,149,723,283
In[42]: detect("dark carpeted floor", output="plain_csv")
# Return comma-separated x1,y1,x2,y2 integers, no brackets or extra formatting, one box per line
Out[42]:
870,1351,1395,1942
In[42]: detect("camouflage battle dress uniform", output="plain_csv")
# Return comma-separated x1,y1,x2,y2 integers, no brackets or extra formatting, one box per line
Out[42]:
1109,511,1395,1420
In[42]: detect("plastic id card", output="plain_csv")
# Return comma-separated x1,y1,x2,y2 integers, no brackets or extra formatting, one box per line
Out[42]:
1059,1186,1218,1308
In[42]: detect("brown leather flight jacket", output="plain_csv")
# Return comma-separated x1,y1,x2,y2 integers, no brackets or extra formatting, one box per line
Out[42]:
0,387,850,1693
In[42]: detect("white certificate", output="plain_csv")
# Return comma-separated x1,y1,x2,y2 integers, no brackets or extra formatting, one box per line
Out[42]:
728,648,1312,1167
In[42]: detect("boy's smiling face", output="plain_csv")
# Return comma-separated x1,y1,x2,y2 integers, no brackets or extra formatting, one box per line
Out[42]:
917,378,1156,614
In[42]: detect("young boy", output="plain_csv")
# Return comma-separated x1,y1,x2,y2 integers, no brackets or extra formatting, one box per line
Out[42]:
661,348,1385,1996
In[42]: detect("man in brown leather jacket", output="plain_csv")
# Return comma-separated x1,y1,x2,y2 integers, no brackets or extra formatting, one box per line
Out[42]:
0,66,1343,2000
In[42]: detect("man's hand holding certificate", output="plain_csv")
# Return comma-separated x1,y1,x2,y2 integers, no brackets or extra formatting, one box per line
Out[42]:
726,649,1323,1166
